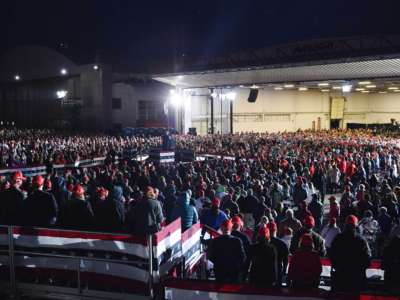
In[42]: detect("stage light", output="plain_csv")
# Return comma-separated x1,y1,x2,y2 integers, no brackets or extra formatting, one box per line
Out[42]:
226,92,236,101
274,87,283,90
170,89,176,95
318,83,330,87
358,81,371,85
321,89,330,92
14,75,20,81
60,68,68,75
332,86,342,90
170,94,183,107
388,87,399,90
366,85,376,88
251,84,260,89
361,90,370,93
379,91,387,94
56,90,68,99
395,90,400,93
284,84,294,88
355,88,365,91
211,92,217,98
93,65,99,70
298,87,308,91
342,85,352,93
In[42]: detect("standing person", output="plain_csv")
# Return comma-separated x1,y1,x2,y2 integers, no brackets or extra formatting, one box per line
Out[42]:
268,222,289,287
278,209,302,238
248,225,278,286
200,198,228,231
92,187,124,232
309,194,323,232
288,234,322,288
321,218,341,256
231,216,251,282
382,235,400,293
208,219,246,283
290,215,326,257
61,184,94,230
171,191,198,232
293,176,308,207
329,215,371,292
23,175,58,227
1,171,26,225
127,186,164,236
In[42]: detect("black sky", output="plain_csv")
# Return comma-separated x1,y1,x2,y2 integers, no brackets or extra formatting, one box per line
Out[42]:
1,1,400,71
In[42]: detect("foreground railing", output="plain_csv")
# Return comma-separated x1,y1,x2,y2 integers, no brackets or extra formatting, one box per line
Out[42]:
0,219,204,300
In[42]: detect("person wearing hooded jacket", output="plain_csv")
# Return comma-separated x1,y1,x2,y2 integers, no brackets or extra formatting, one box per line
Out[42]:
248,225,278,286
23,175,58,227
60,184,94,230
92,187,125,232
329,215,371,292
208,219,246,283
290,215,326,257
171,191,198,232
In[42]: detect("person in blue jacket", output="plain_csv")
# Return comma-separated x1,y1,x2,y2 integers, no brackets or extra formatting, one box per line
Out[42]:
200,198,228,231
171,191,198,232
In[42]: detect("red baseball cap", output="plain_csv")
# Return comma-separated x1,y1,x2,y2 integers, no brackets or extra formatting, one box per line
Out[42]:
44,179,52,190
32,175,45,187
346,215,358,227
257,225,270,240
303,215,315,229
12,171,26,182
221,219,233,231
211,198,221,208
73,184,85,197
231,216,243,227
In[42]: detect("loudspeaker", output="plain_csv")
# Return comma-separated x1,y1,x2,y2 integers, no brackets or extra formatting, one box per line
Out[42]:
248,89,259,103
188,127,197,136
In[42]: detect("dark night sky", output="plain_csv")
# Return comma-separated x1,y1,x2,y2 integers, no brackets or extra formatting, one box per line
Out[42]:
1,1,400,71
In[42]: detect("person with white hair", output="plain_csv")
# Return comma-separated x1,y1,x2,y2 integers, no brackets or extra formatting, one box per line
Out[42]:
277,208,302,238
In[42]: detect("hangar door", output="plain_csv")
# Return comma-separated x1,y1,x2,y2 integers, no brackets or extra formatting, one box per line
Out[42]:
330,97,345,129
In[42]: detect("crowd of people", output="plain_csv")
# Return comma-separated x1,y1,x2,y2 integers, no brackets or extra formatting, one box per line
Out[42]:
1,128,400,293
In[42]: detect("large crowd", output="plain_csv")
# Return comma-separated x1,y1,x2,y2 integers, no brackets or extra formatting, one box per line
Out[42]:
1,128,400,293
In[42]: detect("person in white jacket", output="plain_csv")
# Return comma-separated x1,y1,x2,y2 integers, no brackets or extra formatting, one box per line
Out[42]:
321,217,341,255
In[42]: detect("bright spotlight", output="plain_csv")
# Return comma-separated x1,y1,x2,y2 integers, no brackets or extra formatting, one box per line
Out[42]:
56,90,68,99
93,65,99,70
60,68,68,75
211,92,217,98
14,75,21,81
226,92,236,101
170,94,183,107
342,85,352,93
170,89,176,95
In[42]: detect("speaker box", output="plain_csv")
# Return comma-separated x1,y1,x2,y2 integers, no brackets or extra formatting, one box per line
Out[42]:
248,89,259,103
188,127,197,136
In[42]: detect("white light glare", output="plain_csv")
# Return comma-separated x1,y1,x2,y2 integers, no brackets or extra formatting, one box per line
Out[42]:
342,85,352,93
14,75,20,81
226,92,236,101
56,90,68,99
93,65,99,70
60,68,68,75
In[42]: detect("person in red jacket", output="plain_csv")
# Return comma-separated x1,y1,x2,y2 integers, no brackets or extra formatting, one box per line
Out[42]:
288,233,322,288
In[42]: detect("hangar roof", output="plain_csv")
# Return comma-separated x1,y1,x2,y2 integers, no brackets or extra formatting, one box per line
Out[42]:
153,55,400,89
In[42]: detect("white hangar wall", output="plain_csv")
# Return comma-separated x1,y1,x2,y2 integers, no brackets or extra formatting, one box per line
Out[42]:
189,88,400,134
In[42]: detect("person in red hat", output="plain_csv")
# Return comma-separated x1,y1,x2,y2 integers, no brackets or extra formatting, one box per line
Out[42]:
23,175,58,227
0,171,26,225
288,233,322,288
91,187,123,232
59,184,94,230
329,214,371,292
248,225,278,286
208,219,246,283
200,197,228,231
268,221,289,287
290,215,326,257
231,215,251,281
